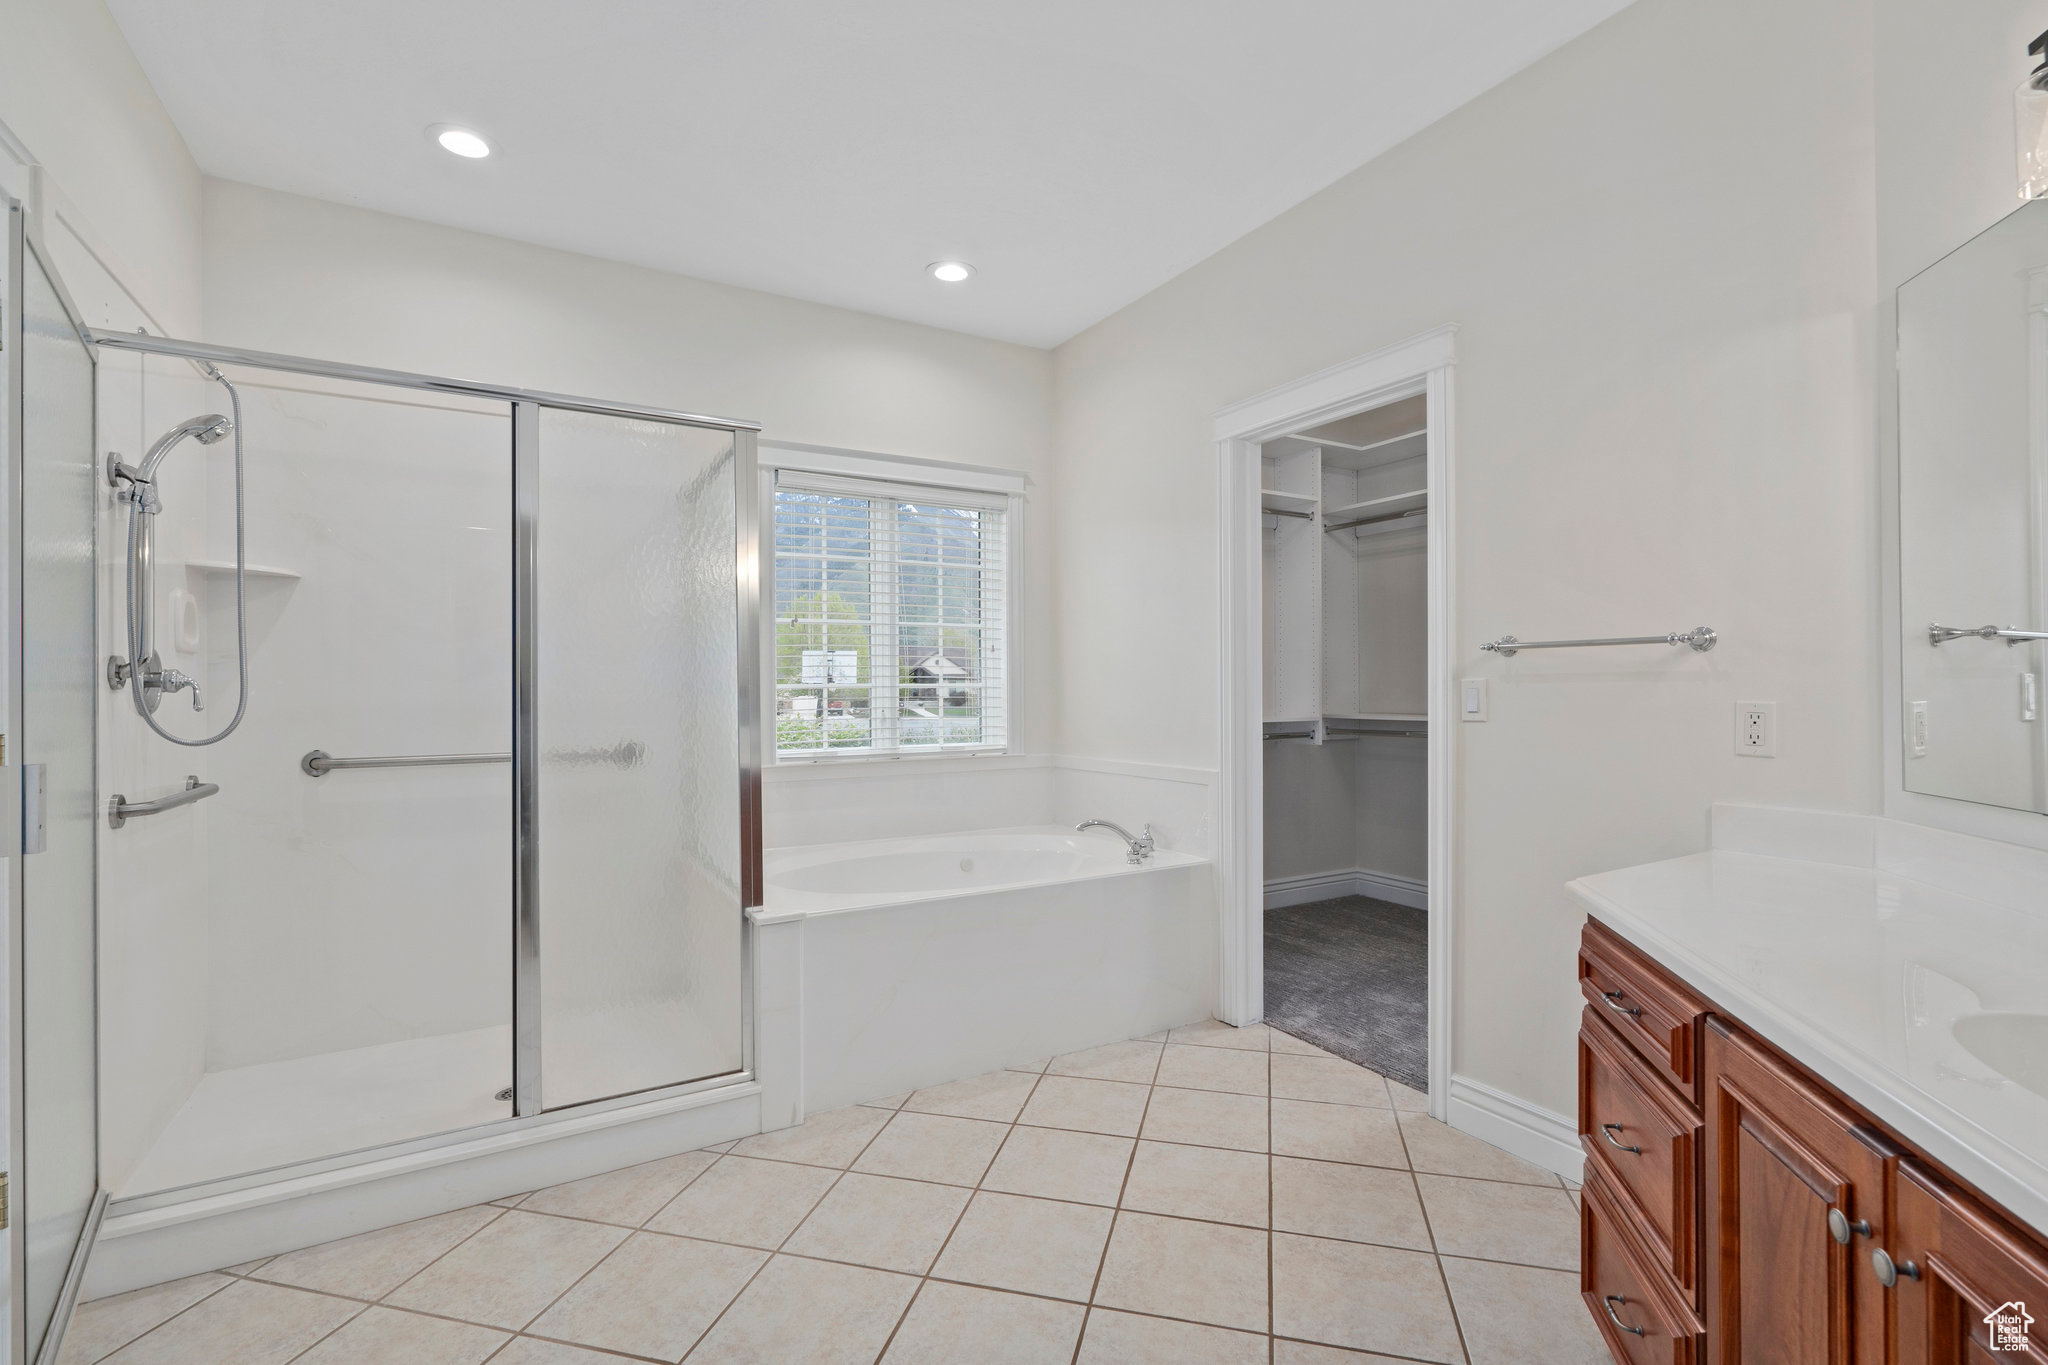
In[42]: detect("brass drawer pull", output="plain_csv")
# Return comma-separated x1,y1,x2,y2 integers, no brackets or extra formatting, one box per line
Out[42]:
1604,1294,1649,1337
1601,988,1643,1019
1601,1123,1642,1155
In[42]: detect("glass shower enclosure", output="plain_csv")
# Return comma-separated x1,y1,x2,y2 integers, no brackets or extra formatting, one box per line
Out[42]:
6,209,761,1358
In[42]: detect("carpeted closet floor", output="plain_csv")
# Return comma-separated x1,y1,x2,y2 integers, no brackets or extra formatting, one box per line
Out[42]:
1263,895,1428,1091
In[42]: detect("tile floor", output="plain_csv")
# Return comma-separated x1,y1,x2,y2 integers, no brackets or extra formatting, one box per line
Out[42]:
65,1020,1605,1364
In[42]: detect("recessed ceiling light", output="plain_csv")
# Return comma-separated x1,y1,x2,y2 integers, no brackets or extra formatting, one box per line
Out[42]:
928,261,974,283
429,125,493,159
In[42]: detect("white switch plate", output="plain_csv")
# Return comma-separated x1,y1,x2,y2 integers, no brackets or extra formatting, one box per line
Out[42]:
2024,674,2039,724
1735,701,1776,757
1460,678,1488,722
1908,700,1929,757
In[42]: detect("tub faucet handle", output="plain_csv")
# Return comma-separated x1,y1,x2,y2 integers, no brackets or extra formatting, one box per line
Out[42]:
1075,818,1155,864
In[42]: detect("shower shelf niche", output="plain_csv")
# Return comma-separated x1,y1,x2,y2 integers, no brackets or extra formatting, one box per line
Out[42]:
182,559,302,581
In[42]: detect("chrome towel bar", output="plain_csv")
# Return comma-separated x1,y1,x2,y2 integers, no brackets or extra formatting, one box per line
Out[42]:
1481,627,1716,657
1928,623,2048,646
301,740,645,776
108,775,219,828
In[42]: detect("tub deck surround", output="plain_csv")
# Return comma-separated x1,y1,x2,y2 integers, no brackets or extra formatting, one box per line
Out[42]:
750,825,1218,1116
1566,803,2048,1240
67,1022,1602,1364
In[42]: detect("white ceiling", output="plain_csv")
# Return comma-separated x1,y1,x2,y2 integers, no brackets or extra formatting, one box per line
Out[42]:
108,0,1631,347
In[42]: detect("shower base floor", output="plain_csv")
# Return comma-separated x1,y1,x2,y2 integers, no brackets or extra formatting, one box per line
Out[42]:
120,1025,512,1197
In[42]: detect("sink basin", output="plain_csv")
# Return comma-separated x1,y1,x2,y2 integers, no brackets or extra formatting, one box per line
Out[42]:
1952,1013,2048,1099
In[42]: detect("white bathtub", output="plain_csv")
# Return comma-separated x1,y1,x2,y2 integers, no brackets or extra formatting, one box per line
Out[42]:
750,826,1216,1114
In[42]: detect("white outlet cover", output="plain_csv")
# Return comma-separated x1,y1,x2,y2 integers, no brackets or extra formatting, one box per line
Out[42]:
1735,700,1776,757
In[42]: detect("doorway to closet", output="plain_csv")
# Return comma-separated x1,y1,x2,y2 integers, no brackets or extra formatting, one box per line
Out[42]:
1258,391,1432,1095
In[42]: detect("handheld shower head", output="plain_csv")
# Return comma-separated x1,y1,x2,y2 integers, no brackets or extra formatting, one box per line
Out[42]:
137,413,233,481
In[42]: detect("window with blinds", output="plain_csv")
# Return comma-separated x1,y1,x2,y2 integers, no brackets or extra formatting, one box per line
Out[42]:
772,470,1009,758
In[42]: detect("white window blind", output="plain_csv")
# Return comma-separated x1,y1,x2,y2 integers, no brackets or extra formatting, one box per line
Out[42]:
772,470,1009,758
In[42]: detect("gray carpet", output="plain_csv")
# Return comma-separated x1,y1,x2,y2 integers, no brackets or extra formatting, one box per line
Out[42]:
1264,894,1428,1092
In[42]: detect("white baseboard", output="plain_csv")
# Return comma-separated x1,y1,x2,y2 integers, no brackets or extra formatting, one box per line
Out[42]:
1264,867,1427,911
1447,1074,1584,1183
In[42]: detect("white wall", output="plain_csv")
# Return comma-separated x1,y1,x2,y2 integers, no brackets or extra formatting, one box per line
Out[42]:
1054,0,1881,1116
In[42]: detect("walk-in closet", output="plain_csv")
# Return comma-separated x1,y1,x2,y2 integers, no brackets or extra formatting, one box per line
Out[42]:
1261,393,1430,1091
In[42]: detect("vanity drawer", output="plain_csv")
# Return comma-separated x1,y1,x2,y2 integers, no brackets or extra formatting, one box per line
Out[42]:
1583,1165,1704,1365
1581,1010,1701,1307
1581,920,1708,1102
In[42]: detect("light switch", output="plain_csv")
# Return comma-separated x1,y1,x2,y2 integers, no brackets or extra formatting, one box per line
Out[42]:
1460,678,1488,722
2024,673,2039,723
1908,701,1929,758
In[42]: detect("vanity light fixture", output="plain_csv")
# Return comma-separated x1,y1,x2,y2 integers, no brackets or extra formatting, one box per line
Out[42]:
2016,31,2048,198
430,125,493,160
928,261,974,284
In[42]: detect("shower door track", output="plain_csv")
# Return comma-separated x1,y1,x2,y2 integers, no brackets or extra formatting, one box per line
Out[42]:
89,326,767,1126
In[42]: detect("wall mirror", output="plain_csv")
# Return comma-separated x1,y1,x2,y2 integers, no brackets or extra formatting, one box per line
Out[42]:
1899,196,2048,813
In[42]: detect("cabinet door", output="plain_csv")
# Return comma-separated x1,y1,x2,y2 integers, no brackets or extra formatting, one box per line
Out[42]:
1890,1162,2048,1364
1702,1021,1893,1365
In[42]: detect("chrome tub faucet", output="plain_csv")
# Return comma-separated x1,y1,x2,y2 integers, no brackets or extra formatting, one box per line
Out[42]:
1075,819,1155,864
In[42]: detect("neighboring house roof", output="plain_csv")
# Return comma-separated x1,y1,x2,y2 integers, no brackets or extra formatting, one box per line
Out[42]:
908,652,969,679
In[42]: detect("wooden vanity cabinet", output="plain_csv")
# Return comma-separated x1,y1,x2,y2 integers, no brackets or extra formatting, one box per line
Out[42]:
1580,923,2048,1365
1700,1020,1895,1365
1890,1161,2048,1363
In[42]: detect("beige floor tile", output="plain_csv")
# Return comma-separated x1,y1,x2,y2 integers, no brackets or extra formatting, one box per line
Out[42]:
517,1150,716,1227
61,1274,233,1365
221,1258,272,1276
931,1191,1114,1301
1093,1211,1269,1333
1075,1308,1269,1364
783,1172,972,1274
852,1111,1010,1186
1267,1031,1336,1058
485,1339,621,1365
902,1068,1040,1122
1017,1075,1152,1138
861,1092,913,1109
643,1154,837,1249
982,1126,1134,1206
1398,1112,1559,1185
291,1306,508,1365
1418,1173,1580,1268
1273,1157,1432,1250
383,1210,627,1330
1121,1141,1269,1227
255,1205,502,1301
1271,1233,1462,1361
700,1140,739,1153
1386,1079,1430,1112
1270,1054,1389,1107
1167,1019,1272,1051
1271,1099,1407,1168
1045,1039,1163,1084
882,1281,1085,1364
1005,1058,1050,1073
727,1104,889,1168
1137,1029,1173,1043
98,1280,360,1365
1274,1341,1419,1363
1156,1044,1268,1096
687,1254,917,1365
525,1231,764,1359
1442,1255,1611,1364
1138,1086,1268,1151
488,1194,531,1208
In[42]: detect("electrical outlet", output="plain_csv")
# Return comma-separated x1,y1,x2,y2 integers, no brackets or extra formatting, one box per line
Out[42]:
1908,700,1929,757
1735,701,1776,757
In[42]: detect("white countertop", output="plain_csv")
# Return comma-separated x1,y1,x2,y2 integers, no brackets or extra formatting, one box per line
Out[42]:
1567,805,2048,1239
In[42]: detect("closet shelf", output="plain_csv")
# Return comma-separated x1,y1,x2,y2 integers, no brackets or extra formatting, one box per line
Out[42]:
1260,488,1319,514
1324,489,1425,521
183,560,302,581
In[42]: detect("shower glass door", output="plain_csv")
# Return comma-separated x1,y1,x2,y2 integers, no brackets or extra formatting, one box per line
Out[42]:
530,407,749,1108
9,214,103,1361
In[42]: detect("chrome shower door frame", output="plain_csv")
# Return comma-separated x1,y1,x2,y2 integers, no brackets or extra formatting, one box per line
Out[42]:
87,327,765,1133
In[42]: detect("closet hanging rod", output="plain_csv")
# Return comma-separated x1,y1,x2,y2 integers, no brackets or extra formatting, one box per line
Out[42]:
1263,728,1427,741
1263,507,1315,520
1481,627,1716,657
1928,622,2048,645
1325,507,1426,533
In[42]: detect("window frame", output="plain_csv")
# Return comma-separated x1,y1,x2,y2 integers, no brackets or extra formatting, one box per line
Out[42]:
760,442,1026,765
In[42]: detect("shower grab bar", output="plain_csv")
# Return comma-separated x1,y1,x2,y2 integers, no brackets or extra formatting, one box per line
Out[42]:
1481,627,1717,657
108,775,219,828
1928,623,2048,646
301,740,645,777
